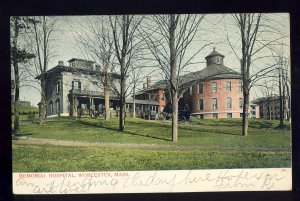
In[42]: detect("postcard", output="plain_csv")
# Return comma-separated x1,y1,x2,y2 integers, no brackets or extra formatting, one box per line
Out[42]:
11,13,292,194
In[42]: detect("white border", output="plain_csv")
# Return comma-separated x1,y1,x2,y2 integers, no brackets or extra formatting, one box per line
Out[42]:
13,168,292,194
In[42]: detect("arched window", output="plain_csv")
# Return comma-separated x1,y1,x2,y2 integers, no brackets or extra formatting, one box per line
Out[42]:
56,81,61,94
56,98,60,113
49,100,53,114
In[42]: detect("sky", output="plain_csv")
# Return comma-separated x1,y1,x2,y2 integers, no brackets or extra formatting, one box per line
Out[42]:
15,13,290,106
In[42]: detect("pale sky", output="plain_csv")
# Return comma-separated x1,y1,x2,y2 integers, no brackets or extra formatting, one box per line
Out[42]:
16,13,290,106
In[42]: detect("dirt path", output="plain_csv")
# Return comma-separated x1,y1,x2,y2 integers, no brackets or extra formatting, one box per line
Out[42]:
12,137,290,152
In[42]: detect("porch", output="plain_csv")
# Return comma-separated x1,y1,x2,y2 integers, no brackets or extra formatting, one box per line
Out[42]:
68,89,119,117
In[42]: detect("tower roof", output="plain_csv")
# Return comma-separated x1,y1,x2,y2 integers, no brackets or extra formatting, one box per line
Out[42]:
205,47,225,59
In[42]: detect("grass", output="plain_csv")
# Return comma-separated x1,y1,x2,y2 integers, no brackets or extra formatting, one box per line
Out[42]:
18,117,291,148
12,117,291,172
13,144,290,172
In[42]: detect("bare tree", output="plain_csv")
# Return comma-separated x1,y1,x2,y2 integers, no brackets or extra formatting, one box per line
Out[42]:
140,14,206,143
11,17,35,135
258,79,275,120
127,61,158,118
109,15,143,131
271,45,290,126
282,58,291,122
26,16,57,125
228,13,287,136
74,16,115,120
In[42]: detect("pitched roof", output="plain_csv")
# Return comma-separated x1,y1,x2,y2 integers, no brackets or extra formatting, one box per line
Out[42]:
251,95,285,104
149,79,168,89
37,65,121,79
135,63,241,95
178,64,241,91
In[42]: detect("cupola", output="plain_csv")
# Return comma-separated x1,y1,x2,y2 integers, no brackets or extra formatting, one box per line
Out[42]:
205,47,225,66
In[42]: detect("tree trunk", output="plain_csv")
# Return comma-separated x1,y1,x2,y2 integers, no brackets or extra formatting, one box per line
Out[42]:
278,65,284,127
12,17,20,135
241,57,250,136
119,55,126,131
172,93,178,142
169,14,178,143
104,86,110,120
13,63,20,135
104,61,110,120
242,89,249,136
39,74,46,125
133,87,136,118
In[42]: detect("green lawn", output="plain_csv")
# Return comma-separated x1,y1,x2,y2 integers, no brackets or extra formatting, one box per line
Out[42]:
13,144,290,172
12,117,291,172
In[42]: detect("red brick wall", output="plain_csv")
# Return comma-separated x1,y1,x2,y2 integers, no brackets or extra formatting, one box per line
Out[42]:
135,88,166,112
157,89,166,112
190,79,243,118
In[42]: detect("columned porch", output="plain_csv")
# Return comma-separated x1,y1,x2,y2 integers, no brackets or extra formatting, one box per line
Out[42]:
68,89,119,117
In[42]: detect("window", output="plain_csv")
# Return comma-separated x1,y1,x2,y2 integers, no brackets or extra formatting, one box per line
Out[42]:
199,99,204,110
56,81,60,94
211,82,217,92
198,83,203,94
240,113,243,118
150,94,156,101
92,81,98,85
56,98,60,113
239,98,243,109
189,86,193,95
49,100,53,114
239,82,243,92
227,113,232,118
199,114,204,119
227,98,232,109
212,98,218,109
226,81,231,91
161,93,165,100
72,80,81,90
213,113,218,119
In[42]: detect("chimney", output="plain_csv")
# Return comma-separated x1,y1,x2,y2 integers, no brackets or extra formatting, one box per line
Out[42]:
58,61,64,66
146,76,151,89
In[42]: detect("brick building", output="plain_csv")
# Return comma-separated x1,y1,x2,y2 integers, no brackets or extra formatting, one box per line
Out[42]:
252,96,289,120
182,48,243,118
135,48,245,119
130,77,166,113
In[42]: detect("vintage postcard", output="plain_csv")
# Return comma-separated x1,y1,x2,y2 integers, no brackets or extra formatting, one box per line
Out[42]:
11,13,292,194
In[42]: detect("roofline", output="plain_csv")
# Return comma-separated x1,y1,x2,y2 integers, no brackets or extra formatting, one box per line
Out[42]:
36,65,121,79
205,54,225,59
67,58,95,63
